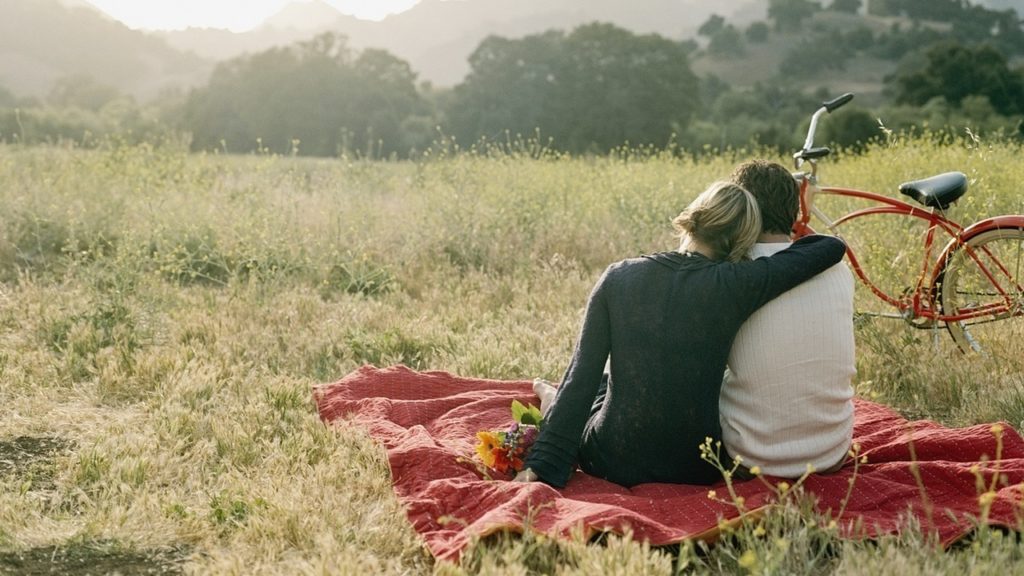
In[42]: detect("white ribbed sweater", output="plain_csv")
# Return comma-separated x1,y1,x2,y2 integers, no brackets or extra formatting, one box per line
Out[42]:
720,242,856,478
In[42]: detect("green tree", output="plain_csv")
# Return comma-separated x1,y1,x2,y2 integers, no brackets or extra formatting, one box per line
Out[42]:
700,74,732,108
557,23,699,151
891,41,1024,115
346,48,425,155
816,106,878,150
745,21,770,43
446,23,699,153
445,31,566,145
697,14,727,37
48,75,121,111
953,6,1024,56
843,26,875,51
707,25,746,58
694,82,818,151
181,33,423,157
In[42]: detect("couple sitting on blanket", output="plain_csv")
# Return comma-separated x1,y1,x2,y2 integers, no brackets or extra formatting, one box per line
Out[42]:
517,160,855,488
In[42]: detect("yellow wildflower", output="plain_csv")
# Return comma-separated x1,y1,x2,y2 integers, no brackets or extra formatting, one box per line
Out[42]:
707,490,717,500
991,423,1005,436
778,481,790,493
475,431,500,468
738,550,757,570
749,466,761,476
979,491,997,507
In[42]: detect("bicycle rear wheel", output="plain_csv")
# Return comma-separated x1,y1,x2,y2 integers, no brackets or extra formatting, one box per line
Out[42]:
939,227,1024,354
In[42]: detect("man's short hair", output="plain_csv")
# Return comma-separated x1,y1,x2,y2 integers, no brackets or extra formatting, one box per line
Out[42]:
730,160,799,235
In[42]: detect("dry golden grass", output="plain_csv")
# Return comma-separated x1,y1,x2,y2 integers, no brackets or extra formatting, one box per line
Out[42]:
0,134,1022,574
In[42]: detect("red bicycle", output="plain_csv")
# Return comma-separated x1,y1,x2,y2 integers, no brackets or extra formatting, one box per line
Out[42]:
791,93,1024,354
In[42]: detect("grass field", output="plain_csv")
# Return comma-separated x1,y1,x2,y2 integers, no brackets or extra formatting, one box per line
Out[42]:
1,134,1023,574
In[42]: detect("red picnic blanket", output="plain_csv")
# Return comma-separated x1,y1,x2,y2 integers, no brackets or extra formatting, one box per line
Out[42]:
314,365,1024,561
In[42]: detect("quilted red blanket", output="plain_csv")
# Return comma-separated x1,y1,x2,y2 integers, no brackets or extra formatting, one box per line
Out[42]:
314,365,1024,561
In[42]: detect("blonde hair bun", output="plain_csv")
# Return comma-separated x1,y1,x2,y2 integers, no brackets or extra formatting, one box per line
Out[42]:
672,182,762,262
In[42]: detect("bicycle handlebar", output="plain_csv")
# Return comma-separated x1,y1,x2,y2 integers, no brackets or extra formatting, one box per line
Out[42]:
798,92,855,166
823,93,854,113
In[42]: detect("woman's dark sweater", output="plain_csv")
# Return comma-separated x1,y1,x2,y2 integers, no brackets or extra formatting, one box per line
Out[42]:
524,235,847,488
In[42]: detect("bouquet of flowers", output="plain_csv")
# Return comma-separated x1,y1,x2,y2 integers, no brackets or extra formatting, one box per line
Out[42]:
474,400,543,475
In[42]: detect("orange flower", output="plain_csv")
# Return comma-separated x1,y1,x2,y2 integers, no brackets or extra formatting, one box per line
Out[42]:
491,446,513,474
475,431,500,468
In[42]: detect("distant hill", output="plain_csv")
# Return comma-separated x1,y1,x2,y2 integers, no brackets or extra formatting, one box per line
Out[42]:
691,10,899,100
0,0,211,99
1,0,1018,103
161,0,765,87
977,0,1023,15
56,0,100,10
263,0,355,31
158,1,376,63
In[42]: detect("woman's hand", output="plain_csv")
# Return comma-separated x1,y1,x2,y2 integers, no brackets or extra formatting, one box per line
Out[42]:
513,468,539,483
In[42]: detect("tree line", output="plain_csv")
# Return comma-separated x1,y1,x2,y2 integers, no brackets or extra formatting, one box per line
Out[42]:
1,0,1023,156
178,33,425,157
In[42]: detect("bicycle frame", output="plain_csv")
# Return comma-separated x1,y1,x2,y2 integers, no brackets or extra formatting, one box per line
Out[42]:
793,168,1024,328
790,93,1024,332
793,179,962,324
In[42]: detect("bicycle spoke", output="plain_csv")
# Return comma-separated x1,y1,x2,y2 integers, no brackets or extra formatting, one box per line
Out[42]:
941,228,1024,355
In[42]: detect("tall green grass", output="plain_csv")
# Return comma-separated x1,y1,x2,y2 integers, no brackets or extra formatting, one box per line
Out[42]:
0,134,1022,573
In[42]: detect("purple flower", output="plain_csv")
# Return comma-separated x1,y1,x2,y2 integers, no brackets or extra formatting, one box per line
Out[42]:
520,425,539,446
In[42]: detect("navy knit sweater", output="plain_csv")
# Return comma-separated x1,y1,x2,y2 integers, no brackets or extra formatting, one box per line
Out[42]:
524,235,847,488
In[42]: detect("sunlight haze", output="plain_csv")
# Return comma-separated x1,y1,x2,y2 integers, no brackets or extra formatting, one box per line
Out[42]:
83,0,421,31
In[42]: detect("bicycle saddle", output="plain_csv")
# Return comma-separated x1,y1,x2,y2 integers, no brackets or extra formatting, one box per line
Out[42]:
898,171,968,210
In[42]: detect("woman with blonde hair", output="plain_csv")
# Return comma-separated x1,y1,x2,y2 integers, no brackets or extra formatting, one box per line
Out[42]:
517,181,846,488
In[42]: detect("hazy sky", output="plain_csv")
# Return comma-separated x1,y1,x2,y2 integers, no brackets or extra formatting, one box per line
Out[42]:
84,0,421,31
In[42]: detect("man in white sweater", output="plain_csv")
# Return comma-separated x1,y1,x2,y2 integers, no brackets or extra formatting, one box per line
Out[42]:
721,160,856,478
